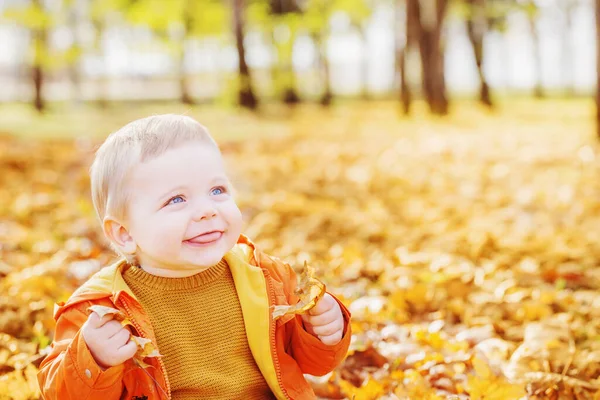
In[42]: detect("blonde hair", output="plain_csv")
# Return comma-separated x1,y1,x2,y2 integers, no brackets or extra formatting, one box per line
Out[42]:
90,114,218,224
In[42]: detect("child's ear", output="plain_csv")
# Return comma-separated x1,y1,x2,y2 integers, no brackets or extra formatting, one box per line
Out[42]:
103,216,136,254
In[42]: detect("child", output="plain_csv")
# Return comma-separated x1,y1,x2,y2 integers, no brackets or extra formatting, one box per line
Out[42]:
37,115,351,400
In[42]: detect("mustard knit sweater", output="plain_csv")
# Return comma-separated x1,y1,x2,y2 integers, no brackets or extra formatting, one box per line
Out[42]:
123,260,274,400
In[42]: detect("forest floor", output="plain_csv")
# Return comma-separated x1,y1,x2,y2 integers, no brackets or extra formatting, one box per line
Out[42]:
1,99,599,399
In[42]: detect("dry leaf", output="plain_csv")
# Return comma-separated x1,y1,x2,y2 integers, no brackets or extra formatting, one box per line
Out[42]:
130,335,161,359
87,306,161,367
87,305,125,321
272,261,326,320
467,357,525,400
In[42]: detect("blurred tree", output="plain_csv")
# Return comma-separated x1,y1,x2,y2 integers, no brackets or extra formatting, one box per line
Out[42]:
234,0,259,108
90,7,108,107
3,0,51,112
269,0,303,104
31,0,47,112
395,0,412,114
180,0,195,105
304,0,371,105
270,0,302,13
561,0,577,96
89,0,129,108
407,0,449,115
521,0,543,98
304,0,333,105
464,0,492,107
343,0,373,99
127,0,230,105
66,0,83,103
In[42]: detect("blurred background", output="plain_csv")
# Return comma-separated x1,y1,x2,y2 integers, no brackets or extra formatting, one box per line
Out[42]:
0,0,595,116
3,0,600,399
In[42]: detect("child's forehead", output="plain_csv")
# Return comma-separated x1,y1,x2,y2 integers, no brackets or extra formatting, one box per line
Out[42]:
129,144,228,187
139,140,221,162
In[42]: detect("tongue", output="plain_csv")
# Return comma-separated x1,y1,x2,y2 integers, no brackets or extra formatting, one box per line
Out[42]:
189,231,221,244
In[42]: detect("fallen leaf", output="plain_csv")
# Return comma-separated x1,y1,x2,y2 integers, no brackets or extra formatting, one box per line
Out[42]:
87,306,160,366
130,335,161,359
87,305,124,321
272,261,326,320
468,356,525,400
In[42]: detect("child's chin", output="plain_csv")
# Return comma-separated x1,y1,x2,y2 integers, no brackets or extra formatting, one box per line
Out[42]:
188,254,225,267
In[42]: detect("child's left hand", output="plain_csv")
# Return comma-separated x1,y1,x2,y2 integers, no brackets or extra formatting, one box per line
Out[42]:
301,293,344,345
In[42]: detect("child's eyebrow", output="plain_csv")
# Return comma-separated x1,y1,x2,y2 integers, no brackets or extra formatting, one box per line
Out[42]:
210,176,230,185
157,186,187,202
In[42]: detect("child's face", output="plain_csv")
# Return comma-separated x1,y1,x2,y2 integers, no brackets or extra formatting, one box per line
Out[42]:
123,142,243,276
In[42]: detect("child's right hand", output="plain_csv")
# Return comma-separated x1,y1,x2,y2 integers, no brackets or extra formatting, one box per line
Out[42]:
81,311,138,369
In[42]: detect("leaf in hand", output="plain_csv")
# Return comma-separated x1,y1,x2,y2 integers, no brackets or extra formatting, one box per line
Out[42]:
88,305,124,320
272,261,326,320
131,335,161,358
87,305,161,368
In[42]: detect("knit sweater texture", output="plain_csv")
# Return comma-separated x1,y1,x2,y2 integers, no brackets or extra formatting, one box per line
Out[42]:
123,260,274,399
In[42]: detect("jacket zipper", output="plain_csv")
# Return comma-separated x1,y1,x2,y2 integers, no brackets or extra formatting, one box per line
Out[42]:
120,297,172,400
264,270,291,400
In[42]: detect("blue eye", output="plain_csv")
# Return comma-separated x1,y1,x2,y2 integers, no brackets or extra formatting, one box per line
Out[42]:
168,195,185,205
211,186,226,196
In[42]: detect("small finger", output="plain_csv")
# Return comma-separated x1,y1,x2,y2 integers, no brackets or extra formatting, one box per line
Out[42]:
102,320,125,338
306,306,338,326
109,329,131,347
117,339,139,361
312,320,342,337
318,330,343,346
308,295,334,316
88,312,114,329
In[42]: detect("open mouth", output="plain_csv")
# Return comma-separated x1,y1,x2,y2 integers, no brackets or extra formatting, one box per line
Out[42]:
185,231,223,246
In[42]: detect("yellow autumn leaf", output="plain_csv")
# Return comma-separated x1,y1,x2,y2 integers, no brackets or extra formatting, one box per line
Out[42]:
87,306,161,366
472,356,492,380
272,261,326,320
87,305,125,320
88,305,133,329
130,335,161,359
468,357,525,400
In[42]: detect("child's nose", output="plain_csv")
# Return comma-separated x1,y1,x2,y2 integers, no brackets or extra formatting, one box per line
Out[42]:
192,201,217,221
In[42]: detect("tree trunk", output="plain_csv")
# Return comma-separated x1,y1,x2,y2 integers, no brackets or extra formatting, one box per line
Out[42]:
563,1,575,96
233,0,258,109
93,18,108,108
358,27,370,100
178,47,193,105
31,0,46,112
179,1,194,105
398,0,412,114
282,34,300,105
32,64,44,112
314,34,332,106
527,4,544,98
399,47,411,114
409,0,449,115
68,5,82,104
68,61,81,104
596,0,600,138
466,0,492,107
268,1,301,104
283,86,300,104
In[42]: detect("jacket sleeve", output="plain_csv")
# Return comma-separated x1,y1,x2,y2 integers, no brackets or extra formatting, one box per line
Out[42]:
287,296,351,376
37,301,125,400
255,250,352,376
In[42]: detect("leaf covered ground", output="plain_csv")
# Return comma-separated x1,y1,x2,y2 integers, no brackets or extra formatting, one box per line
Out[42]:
1,100,599,399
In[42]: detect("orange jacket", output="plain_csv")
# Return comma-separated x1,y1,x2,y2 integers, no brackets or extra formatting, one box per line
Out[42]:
37,235,351,400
